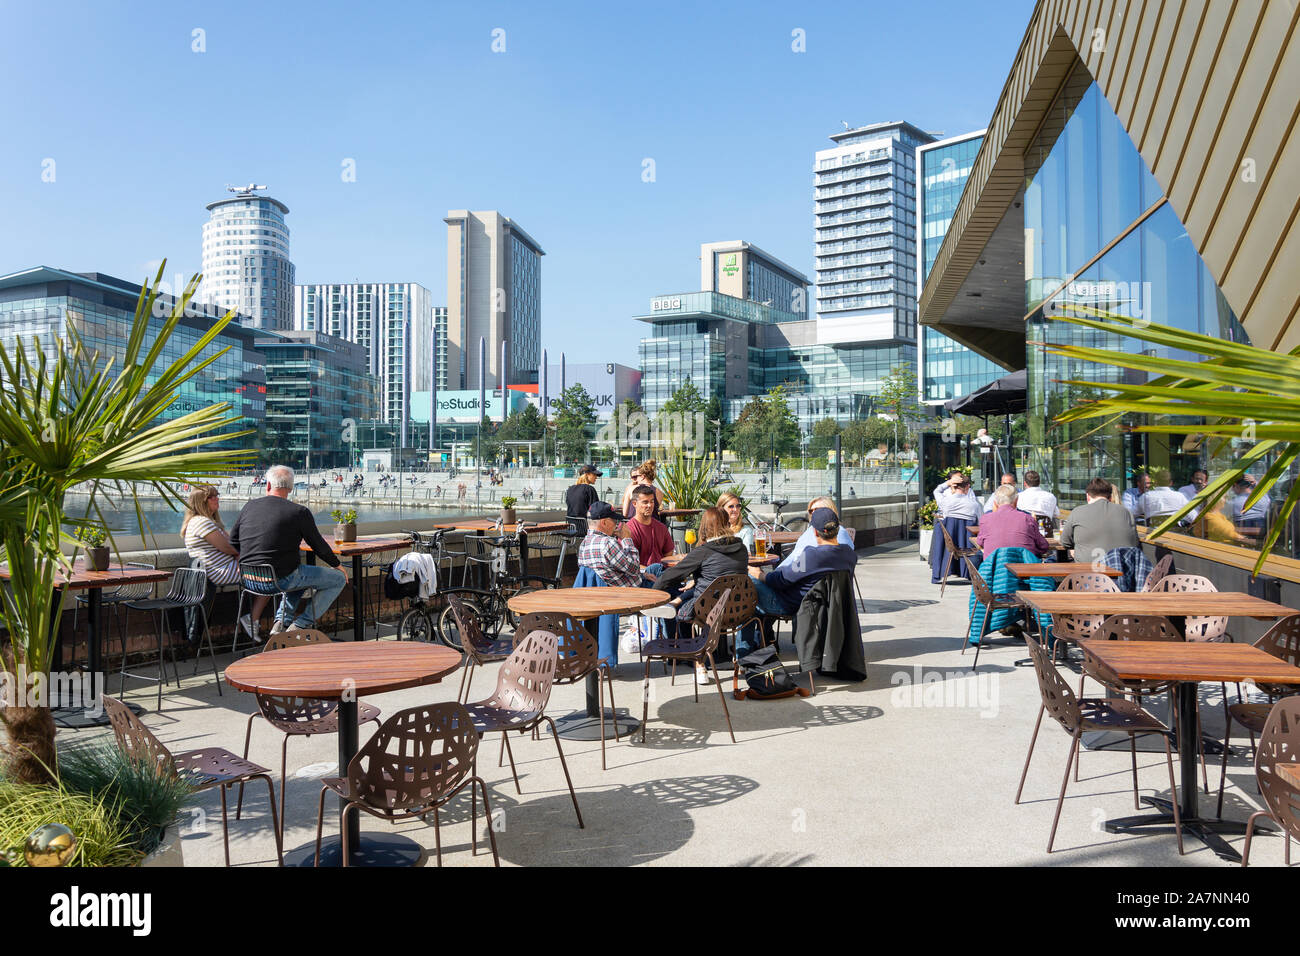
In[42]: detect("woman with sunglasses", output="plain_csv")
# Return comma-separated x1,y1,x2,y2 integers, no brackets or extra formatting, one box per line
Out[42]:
182,485,269,642
620,458,664,522
773,496,854,571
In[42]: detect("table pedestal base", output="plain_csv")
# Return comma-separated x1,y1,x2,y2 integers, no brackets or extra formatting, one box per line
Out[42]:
549,709,640,740
1104,795,1272,863
286,832,426,868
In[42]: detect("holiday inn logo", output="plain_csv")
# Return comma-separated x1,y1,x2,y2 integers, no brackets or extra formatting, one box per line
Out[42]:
722,253,739,277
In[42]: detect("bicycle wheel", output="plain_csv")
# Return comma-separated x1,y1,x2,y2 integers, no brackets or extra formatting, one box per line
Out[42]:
505,584,544,630
437,599,484,650
783,516,808,533
397,607,436,643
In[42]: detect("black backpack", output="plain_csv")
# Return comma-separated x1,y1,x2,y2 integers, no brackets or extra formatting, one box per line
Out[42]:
737,646,803,700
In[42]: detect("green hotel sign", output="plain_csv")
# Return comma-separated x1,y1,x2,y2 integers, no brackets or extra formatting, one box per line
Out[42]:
722,253,739,277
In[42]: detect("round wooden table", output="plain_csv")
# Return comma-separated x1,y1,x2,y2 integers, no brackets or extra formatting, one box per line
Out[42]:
507,586,670,739
226,641,461,867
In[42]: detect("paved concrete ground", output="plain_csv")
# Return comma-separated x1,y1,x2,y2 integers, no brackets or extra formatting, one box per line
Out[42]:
51,539,1295,867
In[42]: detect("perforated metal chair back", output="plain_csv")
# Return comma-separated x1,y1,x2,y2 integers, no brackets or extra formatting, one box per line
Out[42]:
1149,574,1227,640
479,627,559,718
1022,635,1081,735
1093,614,1181,642
446,592,497,663
700,589,732,658
240,563,282,595
514,611,597,684
346,702,479,813
1254,698,1300,846
691,573,756,629
1058,572,1121,593
1253,614,1300,697
102,694,178,778
966,560,995,606
264,628,332,652
1142,554,1175,592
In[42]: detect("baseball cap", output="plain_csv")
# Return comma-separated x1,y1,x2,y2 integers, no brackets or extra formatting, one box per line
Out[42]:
578,464,602,477
810,507,839,533
588,501,618,521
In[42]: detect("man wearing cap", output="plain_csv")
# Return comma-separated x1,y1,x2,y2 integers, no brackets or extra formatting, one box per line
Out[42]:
577,501,643,588
750,507,858,617
565,464,602,536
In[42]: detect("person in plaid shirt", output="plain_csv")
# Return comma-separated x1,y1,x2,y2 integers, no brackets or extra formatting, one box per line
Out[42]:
578,501,642,587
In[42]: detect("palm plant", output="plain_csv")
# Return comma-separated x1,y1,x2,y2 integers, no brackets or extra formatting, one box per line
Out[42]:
657,448,716,511
1046,306,1298,574
0,264,254,783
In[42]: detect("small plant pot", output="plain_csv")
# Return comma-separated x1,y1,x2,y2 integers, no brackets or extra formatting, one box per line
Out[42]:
334,522,357,543
84,546,110,572
500,508,516,526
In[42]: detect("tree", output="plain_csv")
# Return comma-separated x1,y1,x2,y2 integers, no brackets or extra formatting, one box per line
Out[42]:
842,417,894,462
659,380,705,420
496,405,545,462
0,265,254,783
703,393,732,459
731,386,801,464
809,417,842,458
550,383,597,464
875,364,926,446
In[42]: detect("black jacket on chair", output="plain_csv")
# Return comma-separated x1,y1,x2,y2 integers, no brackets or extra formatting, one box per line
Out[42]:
794,569,866,681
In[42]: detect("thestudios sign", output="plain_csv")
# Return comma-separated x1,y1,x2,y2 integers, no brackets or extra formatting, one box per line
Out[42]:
417,390,528,423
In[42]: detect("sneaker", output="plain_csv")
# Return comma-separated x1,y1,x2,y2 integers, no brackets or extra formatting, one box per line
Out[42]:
269,620,287,636
238,614,260,642
695,667,712,686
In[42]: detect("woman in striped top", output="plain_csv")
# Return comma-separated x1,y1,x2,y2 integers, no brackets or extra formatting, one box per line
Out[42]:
182,486,269,640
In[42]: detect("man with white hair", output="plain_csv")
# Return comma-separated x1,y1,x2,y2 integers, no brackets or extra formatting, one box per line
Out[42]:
974,484,1052,558
230,464,348,637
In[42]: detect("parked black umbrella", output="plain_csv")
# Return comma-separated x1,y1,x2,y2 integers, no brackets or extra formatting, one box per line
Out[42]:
944,368,1026,484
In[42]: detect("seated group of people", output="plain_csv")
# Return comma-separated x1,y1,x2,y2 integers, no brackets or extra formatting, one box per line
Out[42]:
1123,468,1269,541
575,492,857,684
182,464,348,643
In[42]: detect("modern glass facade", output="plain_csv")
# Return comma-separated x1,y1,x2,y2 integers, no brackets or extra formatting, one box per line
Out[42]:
201,190,295,330
259,331,380,469
1023,67,1261,536
508,232,541,382
0,268,265,449
293,282,437,425
917,132,1006,404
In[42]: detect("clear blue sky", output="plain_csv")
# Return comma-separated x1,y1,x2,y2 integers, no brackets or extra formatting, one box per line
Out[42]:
0,0,1035,368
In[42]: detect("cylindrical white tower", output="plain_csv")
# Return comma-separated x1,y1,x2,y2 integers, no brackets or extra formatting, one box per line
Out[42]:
201,185,295,330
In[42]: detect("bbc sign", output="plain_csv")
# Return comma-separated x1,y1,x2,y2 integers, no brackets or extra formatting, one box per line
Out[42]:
651,297,682,311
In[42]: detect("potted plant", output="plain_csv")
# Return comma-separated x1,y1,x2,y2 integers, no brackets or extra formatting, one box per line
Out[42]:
500,496,517,525
659,450,716,553
917,499,938,562
0,263,255,785
331,508,357,543
77,526,110,572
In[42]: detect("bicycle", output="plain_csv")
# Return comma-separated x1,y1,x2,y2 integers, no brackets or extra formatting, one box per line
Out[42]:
434,522,557,649
388,531,446,645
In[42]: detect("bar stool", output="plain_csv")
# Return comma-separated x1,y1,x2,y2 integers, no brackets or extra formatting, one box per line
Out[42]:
232,563,314,656
123,567,223,710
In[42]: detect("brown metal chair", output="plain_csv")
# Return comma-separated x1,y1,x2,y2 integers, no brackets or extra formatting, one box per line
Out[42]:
235,629,383,842
463,627,584,828
1141,553,1175,592
102,694,283,866
1078,614,1182,698
312,701,497,867
938,520,980,597
516,611,622,770
641,589,736,744
963,556,1028,670
1218,614,1300,818
688,573,764,693
1241,696,1300,866
1048,571,1121,663
1016,636,1183,854
446,592,515,702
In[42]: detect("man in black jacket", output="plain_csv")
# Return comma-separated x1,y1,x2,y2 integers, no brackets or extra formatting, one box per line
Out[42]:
230,465,347,636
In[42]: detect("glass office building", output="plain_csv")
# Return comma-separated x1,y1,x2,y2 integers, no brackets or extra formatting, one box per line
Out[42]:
917,132,1006,404
0,267,265,448
294,282,438,425
1023,69,1246,504
258,330,380,469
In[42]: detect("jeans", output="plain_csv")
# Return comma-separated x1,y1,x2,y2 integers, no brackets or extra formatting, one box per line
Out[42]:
275,564,348,629
753,578,798,617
